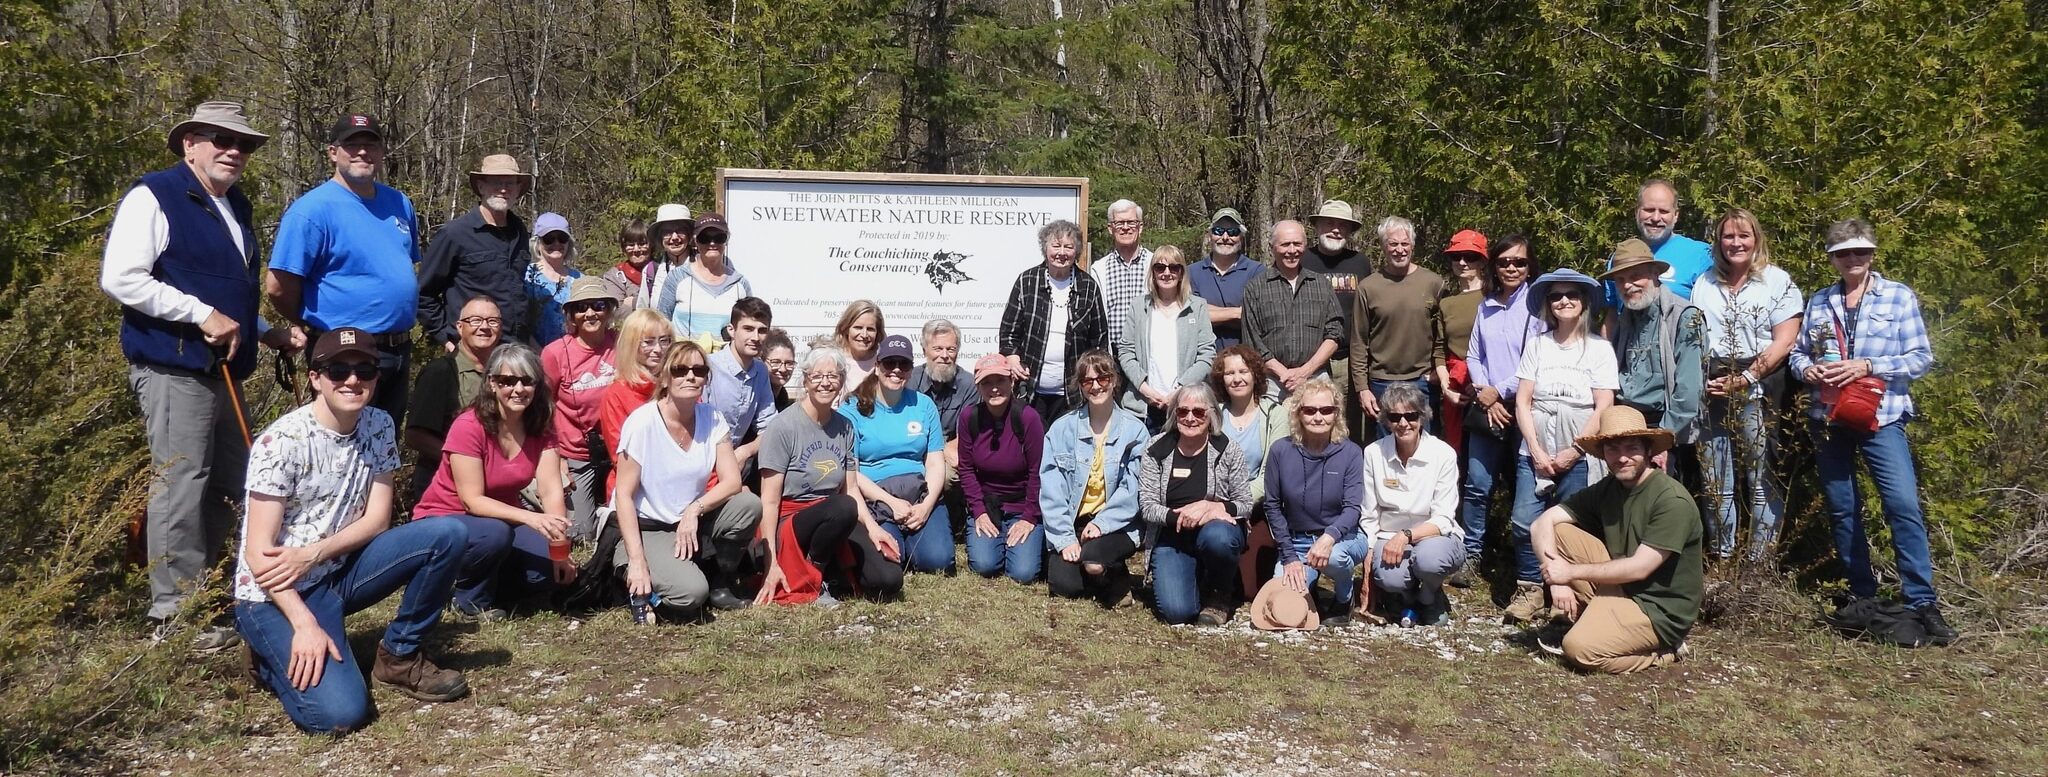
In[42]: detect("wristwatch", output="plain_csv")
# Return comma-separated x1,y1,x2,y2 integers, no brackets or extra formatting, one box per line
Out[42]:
1401,528,1415,544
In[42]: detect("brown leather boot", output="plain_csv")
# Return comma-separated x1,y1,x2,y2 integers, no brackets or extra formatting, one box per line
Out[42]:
372,643,470,702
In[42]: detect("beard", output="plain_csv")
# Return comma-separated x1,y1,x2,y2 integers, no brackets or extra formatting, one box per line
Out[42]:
1318,236,1347,254
1639,224,1672,242
1623,292,1654,311
925,361,957,383
483,195,512,213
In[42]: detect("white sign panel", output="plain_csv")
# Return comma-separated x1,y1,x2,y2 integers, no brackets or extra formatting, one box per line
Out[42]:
717,169,1089,362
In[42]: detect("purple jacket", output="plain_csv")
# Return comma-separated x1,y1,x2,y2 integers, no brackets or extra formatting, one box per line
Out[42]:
1262,437,1365,561
957,403,1045,524
1465,284,1536,397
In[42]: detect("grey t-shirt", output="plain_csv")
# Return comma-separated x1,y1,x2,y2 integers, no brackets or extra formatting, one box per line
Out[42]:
758,407,857,500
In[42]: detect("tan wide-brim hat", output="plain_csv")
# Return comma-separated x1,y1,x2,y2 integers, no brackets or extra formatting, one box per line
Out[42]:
565,276,616,305
1310,199,1361,228
1599,238,1670,280
168,101,269,156
468,154,533,190
1249,578,1320,631
1574,405,1676,457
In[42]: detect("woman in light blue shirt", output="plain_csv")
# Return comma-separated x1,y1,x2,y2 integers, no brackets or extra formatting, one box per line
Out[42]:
840,334,952,573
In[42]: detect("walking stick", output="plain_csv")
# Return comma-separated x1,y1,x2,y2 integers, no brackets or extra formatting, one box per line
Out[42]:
218,348,254,447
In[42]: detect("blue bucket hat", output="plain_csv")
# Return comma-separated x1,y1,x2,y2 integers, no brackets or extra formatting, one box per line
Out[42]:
1525,268,1603,316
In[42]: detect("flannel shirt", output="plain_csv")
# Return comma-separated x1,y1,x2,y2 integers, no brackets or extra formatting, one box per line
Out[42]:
1241,267,1344,370
999,264,1109,388
1787,272,1932,426
1092,246,1151,347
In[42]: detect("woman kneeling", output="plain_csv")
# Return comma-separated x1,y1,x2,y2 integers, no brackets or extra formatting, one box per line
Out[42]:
756,347,905,604
1140,383,1251,625
1041,351,1148,602
1362,383,1466,626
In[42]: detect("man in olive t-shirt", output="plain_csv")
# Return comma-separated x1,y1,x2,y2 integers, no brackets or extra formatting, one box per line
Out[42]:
1530,406,1704,674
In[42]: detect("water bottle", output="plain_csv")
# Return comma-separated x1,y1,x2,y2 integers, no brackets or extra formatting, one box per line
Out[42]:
1399,607,1417,629
629,592,663,625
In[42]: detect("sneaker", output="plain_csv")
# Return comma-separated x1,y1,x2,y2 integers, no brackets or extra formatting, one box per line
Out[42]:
1446,560,1476,589
451,603,508,623
1195,606,1230,627
152,621,242,654
1534,621,1570,656
812,590,841,609
706,588,753,612
1417,599,1452,627
1321,610,1354,629
1503,582,1547,624
371,643,470,702
1915,604,1959,646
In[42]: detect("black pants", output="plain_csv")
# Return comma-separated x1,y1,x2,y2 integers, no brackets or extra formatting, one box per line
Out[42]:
790,494,904,598
1029,392,1070,425
1047,519,1139,599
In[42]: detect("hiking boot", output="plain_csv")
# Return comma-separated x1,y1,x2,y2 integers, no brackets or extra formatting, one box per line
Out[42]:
451,602,508,624
1503,582,1547,624
706,587,752,612
1446,560,1476,589
1534,620,1570,656
1196,606,1231,627
1321,610,1354,629
372,644,470,702
1915,604,1959,646
151,621,242,654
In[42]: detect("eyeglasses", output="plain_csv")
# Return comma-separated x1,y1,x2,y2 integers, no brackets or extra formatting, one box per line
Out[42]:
696,233,728,246
1109,220,1141,231
490,374,537,388
669,364,711,379
1079,375,1115,388
565,300,612,315
1210,225,1243,237
1496,259,1530,269
1547,291,1582,303
1299,405,1338,417
540,234,569,246
638,336,674,351
1151,263,1183,275
1174,407,1208,419
804,372,843,386
316,361,379,382
458,315,503,328
189,131,252,151
1385,411,1423,424
765,358,797,370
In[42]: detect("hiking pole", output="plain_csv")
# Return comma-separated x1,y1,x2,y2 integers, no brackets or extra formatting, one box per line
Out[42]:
215,345,254,447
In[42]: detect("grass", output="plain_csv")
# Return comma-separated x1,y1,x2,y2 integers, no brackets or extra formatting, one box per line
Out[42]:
32,563,2048,776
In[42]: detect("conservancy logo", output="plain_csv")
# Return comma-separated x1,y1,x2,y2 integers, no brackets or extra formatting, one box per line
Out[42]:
923,250,974,293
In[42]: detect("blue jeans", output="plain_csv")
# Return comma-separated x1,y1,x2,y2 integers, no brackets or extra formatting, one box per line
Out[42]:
1149,520,1246,624
1510,455,1590,583
418,514,556,613
1367,378,1439,440
965,511,1046,583
1458,426,1520,559
1271,531,1373,604
1701,397,1783,558
1813,420,1938,607
235,517,467,735
879,503,956,573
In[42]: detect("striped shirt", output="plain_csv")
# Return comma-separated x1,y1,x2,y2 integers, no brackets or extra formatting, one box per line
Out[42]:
1787,272,1933,427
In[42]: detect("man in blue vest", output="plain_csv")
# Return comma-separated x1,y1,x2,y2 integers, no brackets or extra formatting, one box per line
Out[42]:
100,101,304,651
266,113,423,427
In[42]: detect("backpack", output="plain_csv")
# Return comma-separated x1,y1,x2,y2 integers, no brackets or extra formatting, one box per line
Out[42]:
559,511,625,613
1824,597,1930,648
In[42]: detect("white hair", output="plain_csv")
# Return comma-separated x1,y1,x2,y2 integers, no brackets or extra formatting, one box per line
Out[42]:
1106,199,1143,221
920,318,959,343
1376,216,1415,243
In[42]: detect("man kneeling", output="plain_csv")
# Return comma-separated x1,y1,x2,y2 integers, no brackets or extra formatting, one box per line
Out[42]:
1529,406,1703,674
235,328,471,735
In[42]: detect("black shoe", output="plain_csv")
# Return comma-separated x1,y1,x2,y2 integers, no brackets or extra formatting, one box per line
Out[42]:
707,587,753,612
1915,604,1958,646
1446,560,1475,589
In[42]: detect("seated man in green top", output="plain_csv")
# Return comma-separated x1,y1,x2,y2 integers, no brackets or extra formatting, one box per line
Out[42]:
1529,405,1704,674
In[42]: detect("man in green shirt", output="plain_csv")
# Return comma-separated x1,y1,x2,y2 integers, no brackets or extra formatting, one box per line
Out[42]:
1529,405,1704,674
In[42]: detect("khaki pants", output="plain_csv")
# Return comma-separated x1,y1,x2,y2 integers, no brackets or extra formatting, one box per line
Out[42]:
1553,523,1672,674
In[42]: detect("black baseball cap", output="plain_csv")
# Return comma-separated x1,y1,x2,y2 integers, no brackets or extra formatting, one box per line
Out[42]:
327,114,386,144
311,327,379,363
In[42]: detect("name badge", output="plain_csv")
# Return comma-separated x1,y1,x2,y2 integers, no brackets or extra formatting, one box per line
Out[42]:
1171,468,1192,478
1384,477,1406,491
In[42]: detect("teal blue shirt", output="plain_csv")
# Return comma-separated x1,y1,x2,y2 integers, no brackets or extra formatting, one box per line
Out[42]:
839,390,945,482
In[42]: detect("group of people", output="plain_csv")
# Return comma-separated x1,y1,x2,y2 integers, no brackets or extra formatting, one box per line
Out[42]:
106,102,1952,736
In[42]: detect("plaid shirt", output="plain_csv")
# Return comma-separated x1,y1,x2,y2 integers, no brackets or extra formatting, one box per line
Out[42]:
1787,272,1933,426
1241,267,1344,370
1092,246,1151,346
999,264,1109,388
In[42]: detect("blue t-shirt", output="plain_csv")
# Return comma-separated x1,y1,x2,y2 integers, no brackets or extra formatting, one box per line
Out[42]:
838,390,944,482
1606,233,1713,308
268,180,421,333
1188,255,1264,347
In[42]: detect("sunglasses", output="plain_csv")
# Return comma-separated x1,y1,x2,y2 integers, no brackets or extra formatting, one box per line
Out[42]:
879,358,913,372
669,363,711,379
1151,262,1184,275
190,131,253,151
1299,405,1338,417
1547,291,1583,302
1079,375,1115,387
1209,225,1243,237
316,362,379,382
1174,407,1208,419
1831,248,1875,259
1384,411,1423,424
1496,259,1530,269
696,233,728,246
540,233,570,246
565,300,612,314
490,374,538,388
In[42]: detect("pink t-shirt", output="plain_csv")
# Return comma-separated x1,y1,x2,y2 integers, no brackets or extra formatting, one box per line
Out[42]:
542,332,617,461
413,410,557,518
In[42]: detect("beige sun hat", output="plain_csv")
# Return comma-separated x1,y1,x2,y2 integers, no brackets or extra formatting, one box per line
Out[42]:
1249,578,1320,632
467,154,533,191
167,101,269,155
1310,199,1361,228
1573,405,1676,457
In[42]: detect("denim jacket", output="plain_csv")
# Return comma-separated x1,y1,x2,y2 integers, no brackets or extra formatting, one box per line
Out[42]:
1038,407,1149,551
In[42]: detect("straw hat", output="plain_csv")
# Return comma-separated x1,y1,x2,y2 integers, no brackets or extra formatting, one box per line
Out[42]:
467,154,532,191
1249,578,1320,631
167,101,269,155
1310,199,1360,228
565,277,616,306
1573,405,1675,457
1598,238,1669,280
